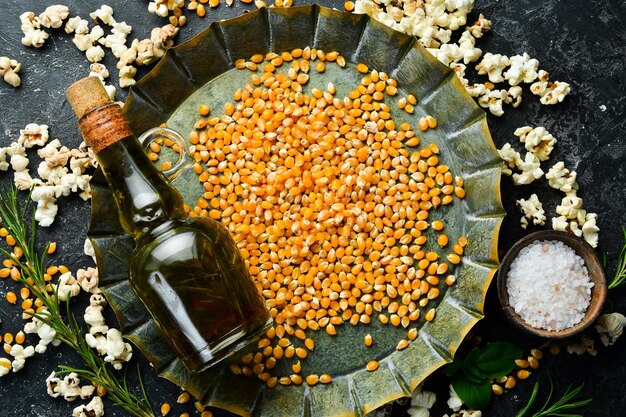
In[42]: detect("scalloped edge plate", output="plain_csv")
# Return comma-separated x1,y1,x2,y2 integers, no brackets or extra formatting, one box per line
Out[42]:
89,5,504,417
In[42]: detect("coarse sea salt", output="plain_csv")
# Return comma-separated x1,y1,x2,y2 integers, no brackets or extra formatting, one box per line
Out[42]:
507,240,593,332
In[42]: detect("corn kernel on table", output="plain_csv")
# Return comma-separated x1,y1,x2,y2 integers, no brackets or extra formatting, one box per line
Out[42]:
0,1,624,416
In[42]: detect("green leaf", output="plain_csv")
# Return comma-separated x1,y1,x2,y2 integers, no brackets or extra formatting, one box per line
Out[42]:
440,357,463,376
472,341,522,378
452,371,491,409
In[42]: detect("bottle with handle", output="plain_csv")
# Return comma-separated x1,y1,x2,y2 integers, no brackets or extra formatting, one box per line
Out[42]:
66,77,271,373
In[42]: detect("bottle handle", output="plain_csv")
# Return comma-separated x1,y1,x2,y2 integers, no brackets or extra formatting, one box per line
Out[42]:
138,127,193,181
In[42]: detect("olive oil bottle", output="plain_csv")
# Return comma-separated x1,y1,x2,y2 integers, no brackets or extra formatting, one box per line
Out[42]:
66,77,270,372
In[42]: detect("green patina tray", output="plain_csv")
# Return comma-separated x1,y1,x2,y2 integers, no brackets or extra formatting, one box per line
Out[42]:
88,5,504,416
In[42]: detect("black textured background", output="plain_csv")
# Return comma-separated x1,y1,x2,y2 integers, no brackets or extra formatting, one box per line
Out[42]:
0,1,624,416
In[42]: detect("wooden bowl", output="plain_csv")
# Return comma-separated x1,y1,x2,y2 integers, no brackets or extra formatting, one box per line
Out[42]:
497,230,607,339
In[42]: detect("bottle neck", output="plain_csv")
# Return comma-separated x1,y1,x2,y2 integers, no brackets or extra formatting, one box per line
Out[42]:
79,104,186,239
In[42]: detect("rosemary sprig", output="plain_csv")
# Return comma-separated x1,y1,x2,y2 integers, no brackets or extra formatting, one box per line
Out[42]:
608,226,626,289
515,375,592,417
0,186,155,417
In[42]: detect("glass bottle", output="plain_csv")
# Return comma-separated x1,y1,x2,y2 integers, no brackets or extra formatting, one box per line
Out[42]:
66,77,270,373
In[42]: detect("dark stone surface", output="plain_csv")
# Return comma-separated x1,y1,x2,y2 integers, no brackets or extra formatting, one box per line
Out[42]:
0,1,624,416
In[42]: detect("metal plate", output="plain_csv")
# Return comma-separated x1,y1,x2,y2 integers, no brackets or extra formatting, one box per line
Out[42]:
89,5,504,417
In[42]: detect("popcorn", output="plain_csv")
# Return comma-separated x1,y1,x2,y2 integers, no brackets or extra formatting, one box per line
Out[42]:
517,194,546,229
20,12,49,48
466,13,491,38
504,53,539,86
530,70,571,104
457,30,482,64
10,154,30,172
119,65,137,88
514,126,556,161
0,358,11,377
86,45,105,63
512,152,544,185
498,143,523,176
73,397,105,417
477,89,506,116
19,123,49,148
505,85,523,108
567,335,597,356
65,16,89,35
581,212,599,248
85,328,133,370
595,313,626,347
24,311,61,354
475,53,511,83
39,5,70,29
77,267,99,293
446,384,463,412
556,192,584,220
408,382,436,417
545,161,578,193
53,272,81,301
9,344,35,372
30,185,60,227
90,5,115,26
46,372,95,402
0,56,22,88
14,171,37,191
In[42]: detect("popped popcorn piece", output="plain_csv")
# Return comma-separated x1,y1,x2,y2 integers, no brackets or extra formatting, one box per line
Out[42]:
20,12,50,48
475,53,511,83
444,411,482,417
77,267,99,293
498,143,523,176
148,1,169,17
90,5,115,26
555,192,584,220
466,13,491,38
545,161,579,193
0,148,8,171
0,56,22,87
84,299,108,335
39,5,70,29
84,238,97,263
14,170,37,191
30,185,60,226
517,193,546,229
19,123,49,148
85,328,133,370
73,397,105,417
595,313,626,347
24,311,61,354
38,138,72,167
86,45,105,63
581,212,599,248
0,358,11,377
408,382,436,417
503,53,539,86
567,335,597,356
65,16,89,35
119,65,137,88
53,271,81,301
512,152,544,185
10,154,30,172
465,82,491,98
447,384,463,412
9,344,35,372
530,70,571,104
514,126,556,161
457,30,482,64
477,89,506,116
46,372,95,402
505,85,523,108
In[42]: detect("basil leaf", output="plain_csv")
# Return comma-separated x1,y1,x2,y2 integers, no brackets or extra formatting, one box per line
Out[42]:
440,358,463,376
473,341,522,378
452,372,492,410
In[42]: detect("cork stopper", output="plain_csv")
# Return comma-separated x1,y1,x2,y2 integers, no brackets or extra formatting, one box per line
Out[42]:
66,77,112,119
